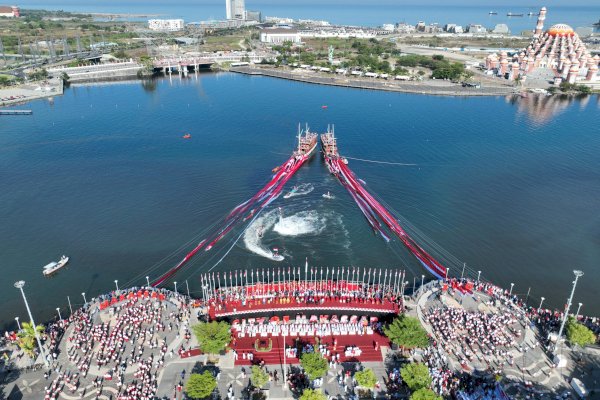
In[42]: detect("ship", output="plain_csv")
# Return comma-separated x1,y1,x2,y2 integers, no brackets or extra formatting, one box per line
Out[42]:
320,124,347,174
507,12,524,17
489,11,498,15
294,123,318,160
43,255,69,276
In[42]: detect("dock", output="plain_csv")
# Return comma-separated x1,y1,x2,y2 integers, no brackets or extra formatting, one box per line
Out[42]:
0,109,32,115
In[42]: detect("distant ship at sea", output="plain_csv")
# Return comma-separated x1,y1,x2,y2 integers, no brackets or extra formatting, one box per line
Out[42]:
489,11,498,15
507,12,524,17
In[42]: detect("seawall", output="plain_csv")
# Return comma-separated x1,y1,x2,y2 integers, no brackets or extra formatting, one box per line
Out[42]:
229,66,517,97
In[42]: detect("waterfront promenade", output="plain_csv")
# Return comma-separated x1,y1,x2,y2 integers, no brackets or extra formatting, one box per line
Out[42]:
2,275,599,399
229,66,517,97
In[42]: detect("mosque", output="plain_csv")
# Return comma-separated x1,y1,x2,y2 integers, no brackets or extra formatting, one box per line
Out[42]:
485,7,599,84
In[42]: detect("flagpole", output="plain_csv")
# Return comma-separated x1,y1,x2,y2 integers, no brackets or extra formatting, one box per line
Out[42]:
305,258,308,288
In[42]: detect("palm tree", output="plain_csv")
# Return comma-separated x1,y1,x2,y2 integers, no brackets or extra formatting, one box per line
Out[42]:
17,321,45,359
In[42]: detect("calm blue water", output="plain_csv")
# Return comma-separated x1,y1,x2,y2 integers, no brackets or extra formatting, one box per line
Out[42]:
18,1,600,32
1,73,599,328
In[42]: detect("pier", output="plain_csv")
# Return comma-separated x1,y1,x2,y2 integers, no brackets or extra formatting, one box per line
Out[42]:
0,109,32,115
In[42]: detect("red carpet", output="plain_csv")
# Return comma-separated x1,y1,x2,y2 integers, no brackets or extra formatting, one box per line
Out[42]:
231,332,389,366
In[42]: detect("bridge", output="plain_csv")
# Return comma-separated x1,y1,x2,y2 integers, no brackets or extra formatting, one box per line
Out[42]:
152,57,213,74
152,52,276,74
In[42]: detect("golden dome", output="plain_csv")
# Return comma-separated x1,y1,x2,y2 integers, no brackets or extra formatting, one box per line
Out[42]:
547,24,574,36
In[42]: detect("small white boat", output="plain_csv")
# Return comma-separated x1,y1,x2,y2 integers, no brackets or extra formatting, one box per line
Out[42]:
322,191,335,200
43,255,69,276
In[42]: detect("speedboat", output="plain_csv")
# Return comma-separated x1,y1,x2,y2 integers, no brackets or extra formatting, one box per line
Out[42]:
322,191,335,200
183,133,191,139
43,255,69,276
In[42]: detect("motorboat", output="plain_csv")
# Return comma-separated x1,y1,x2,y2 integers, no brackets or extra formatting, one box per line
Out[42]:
322,191,335,200
43,255,69,276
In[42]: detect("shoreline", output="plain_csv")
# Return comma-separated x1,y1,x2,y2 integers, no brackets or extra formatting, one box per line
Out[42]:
229,66,518,97
0,77,63,107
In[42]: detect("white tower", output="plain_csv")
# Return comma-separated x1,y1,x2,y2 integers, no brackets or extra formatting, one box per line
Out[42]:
534,6,547,38
226,0,232,19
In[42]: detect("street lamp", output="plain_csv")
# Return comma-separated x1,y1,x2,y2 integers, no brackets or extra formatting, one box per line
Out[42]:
146,276,150,287
420,275,425,293
509,283,514,296
114,280,119,292
174,281,178,294
185,280,191,298
15,317,21,330
576,303,583,317
14,280,49,368
82,292,87,304
555,270,584,354
477,270,481,283
539,297,545,310
56,307,62,321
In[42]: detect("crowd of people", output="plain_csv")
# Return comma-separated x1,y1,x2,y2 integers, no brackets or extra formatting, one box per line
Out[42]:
424,306,521,368
63,289,192,399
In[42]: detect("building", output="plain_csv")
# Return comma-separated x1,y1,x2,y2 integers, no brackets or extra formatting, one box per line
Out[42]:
485,6,599,83
575,27,593,37
226,0,245,20
382,24,395,32
0,5,19,17
148,19,184,31
260,28,301,44
467,24,487,34
492,24,510,34
395,23,415,34
245,10,261,23
444,24,464,34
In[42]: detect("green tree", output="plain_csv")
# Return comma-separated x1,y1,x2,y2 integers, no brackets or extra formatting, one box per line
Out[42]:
192,321,231,355
250,365,269,389
384,315,429,349
185,371,217,399
299,388,327,400
401,363,431,391
17,321,45,358
300,351,328,380
354,368,377,389
410,387,442,400
566,317,596,347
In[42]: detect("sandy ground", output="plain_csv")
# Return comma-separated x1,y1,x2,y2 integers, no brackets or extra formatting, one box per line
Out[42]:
0,77,63,107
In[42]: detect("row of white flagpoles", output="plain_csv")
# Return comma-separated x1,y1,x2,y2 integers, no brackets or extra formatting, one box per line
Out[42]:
198,260,408,300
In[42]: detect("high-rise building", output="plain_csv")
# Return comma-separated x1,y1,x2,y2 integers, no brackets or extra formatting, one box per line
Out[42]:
226,0,245,20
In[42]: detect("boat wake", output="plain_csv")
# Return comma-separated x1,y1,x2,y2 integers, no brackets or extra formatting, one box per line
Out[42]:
274,210,326,237
283,183,314,199
243,207,343,260
243,209,286,261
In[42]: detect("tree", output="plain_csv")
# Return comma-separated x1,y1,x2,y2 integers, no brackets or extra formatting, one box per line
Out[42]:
354,368,377,389
384,315,429,349
300,351,328,380
410,387,442,400
566,317,596,347
185,371,217,399
250,365,269,389
299,389,327,400
401,363,431,391
17,321,45,358
192,321,231,355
